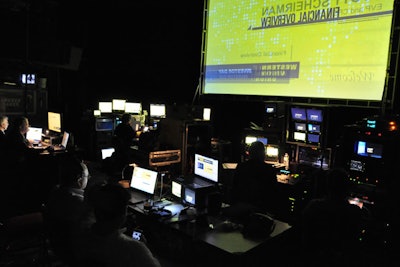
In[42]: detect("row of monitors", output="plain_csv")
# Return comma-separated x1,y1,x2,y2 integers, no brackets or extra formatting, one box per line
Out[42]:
291,107,323,122
98,101,166,118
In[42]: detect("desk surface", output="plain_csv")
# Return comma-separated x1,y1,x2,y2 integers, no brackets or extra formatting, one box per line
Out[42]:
128,199,292,255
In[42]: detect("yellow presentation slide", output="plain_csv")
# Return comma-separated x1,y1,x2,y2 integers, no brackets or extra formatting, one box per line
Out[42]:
203,0,394,101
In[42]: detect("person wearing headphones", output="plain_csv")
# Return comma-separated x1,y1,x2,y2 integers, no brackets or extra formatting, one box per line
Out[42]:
44,153,94,265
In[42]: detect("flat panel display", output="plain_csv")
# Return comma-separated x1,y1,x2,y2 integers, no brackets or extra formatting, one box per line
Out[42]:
130,166,158,195
48,112,62,133
291,108,306,121
194,153,219,183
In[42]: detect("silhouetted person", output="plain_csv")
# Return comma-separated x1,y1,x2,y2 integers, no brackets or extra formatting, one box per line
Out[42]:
6,116,34,165
44,153,94,265
301,168,370,266
105,113,136,174
75,183,161,267
228,141,279,219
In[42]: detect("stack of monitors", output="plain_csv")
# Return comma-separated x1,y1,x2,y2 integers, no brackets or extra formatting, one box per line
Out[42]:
289,106,323,146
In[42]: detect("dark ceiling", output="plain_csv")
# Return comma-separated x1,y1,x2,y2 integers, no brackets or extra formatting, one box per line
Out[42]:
0,0,205,107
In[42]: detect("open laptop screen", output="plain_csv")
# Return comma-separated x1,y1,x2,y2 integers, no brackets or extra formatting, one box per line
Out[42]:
60,132,69,147
194,154,219,183
26,127,42,143
130,166,158,195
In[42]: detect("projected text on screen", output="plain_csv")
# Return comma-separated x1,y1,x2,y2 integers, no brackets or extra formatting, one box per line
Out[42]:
202,0,394,101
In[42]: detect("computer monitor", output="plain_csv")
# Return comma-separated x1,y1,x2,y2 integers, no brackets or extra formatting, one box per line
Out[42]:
125,102,142,114
130,166,158,195
266,144,280,161
149,103,166,118
26,127,42,143
47,112,62,133
98,102,112,113
194,153,219,183
112,99,126,112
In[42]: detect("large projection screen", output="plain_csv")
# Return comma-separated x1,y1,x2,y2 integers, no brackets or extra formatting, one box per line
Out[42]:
201,0,395,101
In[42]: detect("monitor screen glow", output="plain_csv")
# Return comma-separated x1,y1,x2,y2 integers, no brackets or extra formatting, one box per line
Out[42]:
112,99,126,111
293,131,306,142
171,181,182,198
266,145,279,157
291,108,306,121
306,109,323,122
130,166,158,195
149,104,166,118
194,154,219,183
26,127,42,142
125,102,142,114
201,0,394,101
99,102,112,113
48,112,62,133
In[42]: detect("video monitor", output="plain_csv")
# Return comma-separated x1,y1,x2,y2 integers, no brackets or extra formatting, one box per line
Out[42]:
245,136,268,146
21,73,36,85
307,123,321,133
125,102,142,114
48,111,62,133
306,109,323,122
183,187,196,206
203,107,211,121
171,180,183,199
293,131,306,142
98,102,112,113
354,141,383,159
295,122,306,131
112,99,126,111
307,133,320,144
265,103,277,114
291,107,306,121
149,103,166,118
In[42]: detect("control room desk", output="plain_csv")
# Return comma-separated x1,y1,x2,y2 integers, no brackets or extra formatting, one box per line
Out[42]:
128,201,293,266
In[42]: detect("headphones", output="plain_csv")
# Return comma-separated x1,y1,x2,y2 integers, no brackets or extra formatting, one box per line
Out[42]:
77,161,90,189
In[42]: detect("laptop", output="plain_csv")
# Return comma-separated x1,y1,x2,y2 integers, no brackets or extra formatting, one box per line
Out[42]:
188,153,219,188
128,166,158,204
52,132,69,151
26,127,43,145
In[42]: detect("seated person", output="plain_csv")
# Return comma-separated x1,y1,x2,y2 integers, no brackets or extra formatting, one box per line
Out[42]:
74,183,161,267
226,141,280,221
44,153,94,265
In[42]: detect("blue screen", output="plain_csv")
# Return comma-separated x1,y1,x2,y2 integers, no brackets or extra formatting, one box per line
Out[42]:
306,109,323,122
291,107,306,121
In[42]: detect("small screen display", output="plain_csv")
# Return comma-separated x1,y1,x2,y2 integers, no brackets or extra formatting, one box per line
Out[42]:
295,122,306,131
291,107,306,121
307,133,320,144
293,131,306,141
349,159,365,172
355,141,383,159
306,109,323,122
307,123,321,133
